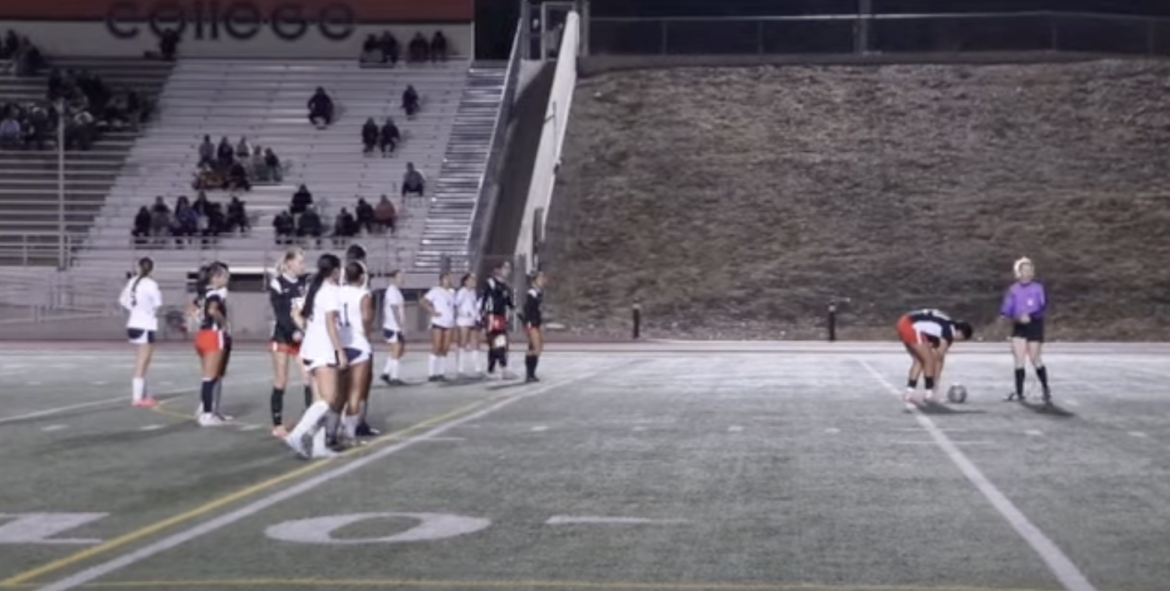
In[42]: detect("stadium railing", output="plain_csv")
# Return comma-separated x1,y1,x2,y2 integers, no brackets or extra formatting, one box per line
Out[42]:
588,11,1170,57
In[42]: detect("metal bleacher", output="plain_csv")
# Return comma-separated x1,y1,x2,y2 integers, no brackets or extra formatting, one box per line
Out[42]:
0,57,172,266
71,58,482,287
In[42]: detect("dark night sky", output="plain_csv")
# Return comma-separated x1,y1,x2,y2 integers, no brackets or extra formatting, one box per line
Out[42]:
475,0,1170,57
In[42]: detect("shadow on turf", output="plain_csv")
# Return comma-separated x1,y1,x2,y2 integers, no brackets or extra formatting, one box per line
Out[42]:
1022,400,1077,418
919,401,987,415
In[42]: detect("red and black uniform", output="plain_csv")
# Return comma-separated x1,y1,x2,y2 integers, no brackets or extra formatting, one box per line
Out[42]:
269,273,308,355
480,274,514,373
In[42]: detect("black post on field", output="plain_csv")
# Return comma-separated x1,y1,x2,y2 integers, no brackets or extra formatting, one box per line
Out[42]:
632,299,642,340
827,299,838,342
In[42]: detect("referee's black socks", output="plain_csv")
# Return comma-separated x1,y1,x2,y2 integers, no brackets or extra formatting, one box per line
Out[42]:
1014,368,1026,398
525,354,539,380
1035,365,1050,393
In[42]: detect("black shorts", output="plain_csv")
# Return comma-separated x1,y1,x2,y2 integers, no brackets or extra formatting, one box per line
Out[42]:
1011,319,1045,343
271,326,299,345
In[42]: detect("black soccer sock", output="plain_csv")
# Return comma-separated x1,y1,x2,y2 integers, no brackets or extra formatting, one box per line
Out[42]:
499,348,508,368
532,354,540,376
200,379,216,414
525,355,536,379
303,385,313,409
923,377,935,392
270,387,285,426
907,378,918,389
487,348,498,373
1014,368,1026,397
1035,365,1050,390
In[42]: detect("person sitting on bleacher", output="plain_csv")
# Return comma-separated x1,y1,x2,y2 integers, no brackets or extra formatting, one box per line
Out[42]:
273,210,296,245
13,37,44,77
172,198,198,247
360,36,383,65
66,108,95,150
402,163,426,198
0,112,20,149
226,195,249,234
355,197,375,234
197,135,215,168
297,205,323,246
332,207,359,246
132,206,152,247
291,185,313,215
193,191,212,216
227,160,251,191
374,195,397,234
431,31,449,62
216,136,234,170
192,165,226,191
408,33,429,62
380,118,401,155
308,87,334,128
402,86,420,119
263,148,283,182
361,118,379,153
0,30,18,60
236,136,252,159
380,31,400,65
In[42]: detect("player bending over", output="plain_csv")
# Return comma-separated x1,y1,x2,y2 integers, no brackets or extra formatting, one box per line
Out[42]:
1001,257,1052,404
896,308,973,405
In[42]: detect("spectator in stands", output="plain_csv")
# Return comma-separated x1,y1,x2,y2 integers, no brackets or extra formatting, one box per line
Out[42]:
308,87,334,128
332,208,358,246
198,135,215,168
402,163,426,198
236,136,252,159
291,185,313,215
172,198,198,247
132,206,152,247
226,195,249,234
431,31,449,61
150,197,170,244
159,28,179,61
193,191,211,216
47,68,65,101
216,136,234,170
355,197,375,234
13,37,44,77
374,195,397,234
360,36,383,65
66,108,95,150
362,118,379,153
402,85,420,118
380,31,400,65
227,160,251,191
297,206,323,246
263,148,283,182
408,33,429,62
1,30,17,60
193,165,226,191
380,118,401,155
201,201,225,247
0,112,19,148
273,210,295,245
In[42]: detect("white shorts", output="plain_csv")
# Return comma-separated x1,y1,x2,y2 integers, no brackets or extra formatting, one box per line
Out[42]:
127,328,156,345
383,329,404,343
456,318,477,328
344,347,371,366
302,352,339,371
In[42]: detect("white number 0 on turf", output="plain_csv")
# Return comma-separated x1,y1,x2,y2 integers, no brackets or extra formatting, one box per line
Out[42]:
265,513,491,545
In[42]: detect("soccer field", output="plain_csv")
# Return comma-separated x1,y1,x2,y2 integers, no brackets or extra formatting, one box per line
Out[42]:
0,341,1167,591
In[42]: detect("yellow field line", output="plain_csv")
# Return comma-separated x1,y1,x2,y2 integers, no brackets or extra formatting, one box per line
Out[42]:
0,398,492,587
31,578,1067,591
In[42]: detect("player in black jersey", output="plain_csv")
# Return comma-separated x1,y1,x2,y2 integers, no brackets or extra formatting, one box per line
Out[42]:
268,248,313,438
193,262,231,427
480,260,515,380
521,271,546,383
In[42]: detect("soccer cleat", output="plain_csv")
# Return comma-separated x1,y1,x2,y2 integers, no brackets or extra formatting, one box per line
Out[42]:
525,376,540,383
924,390,936,402
1041,388,1052,404
380,374,392,386
355,423,380,437
311,445,341,459
285,431,310,458
271,425,290,439
132,398,159,409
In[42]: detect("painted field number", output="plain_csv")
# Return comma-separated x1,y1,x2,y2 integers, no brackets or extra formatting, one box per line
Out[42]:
265,513,491,545
0,513,108,545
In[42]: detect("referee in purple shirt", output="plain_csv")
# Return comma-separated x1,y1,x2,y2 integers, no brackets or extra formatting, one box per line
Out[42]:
1000,257,1051,403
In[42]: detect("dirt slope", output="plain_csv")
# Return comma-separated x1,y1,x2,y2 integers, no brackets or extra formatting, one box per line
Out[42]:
542,60,1170,341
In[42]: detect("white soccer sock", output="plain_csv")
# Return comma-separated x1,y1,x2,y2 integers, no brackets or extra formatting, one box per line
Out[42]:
388,358,400,379
311,425,327,454
382,357,394,376
429,354,438,376
455,349,464,373
132,378,145,402
438,355,447,376
470,347,482,372
343,413,359,440
290,400,329,440
212,380,224,414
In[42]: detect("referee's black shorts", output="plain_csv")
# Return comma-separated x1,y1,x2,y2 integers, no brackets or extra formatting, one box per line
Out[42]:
1011,318,1045,343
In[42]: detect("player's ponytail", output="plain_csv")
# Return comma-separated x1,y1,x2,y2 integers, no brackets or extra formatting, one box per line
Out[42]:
302,253,341,322
129,257,153,307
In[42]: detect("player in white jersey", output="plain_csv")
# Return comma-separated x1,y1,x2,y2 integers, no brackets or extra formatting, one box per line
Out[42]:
380,270,407,385
286,254,348,459
454,273,482,376
338,261,375,442
419,272,456,381
119,257,162,408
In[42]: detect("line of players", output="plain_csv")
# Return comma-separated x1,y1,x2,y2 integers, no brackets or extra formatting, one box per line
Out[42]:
118,245,548,458
892,257,1051,407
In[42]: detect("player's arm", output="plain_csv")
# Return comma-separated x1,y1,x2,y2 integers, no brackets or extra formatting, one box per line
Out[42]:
361,293,375,337
419,291,437,318
206,296,226,327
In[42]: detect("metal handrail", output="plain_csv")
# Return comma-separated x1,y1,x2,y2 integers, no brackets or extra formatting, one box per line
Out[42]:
591,10,1170,24
464,18,524,277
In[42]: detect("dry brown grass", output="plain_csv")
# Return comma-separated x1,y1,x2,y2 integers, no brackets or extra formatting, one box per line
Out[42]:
542,60,1170,341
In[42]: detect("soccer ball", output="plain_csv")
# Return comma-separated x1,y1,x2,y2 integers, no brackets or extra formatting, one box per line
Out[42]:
947,384,968,404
